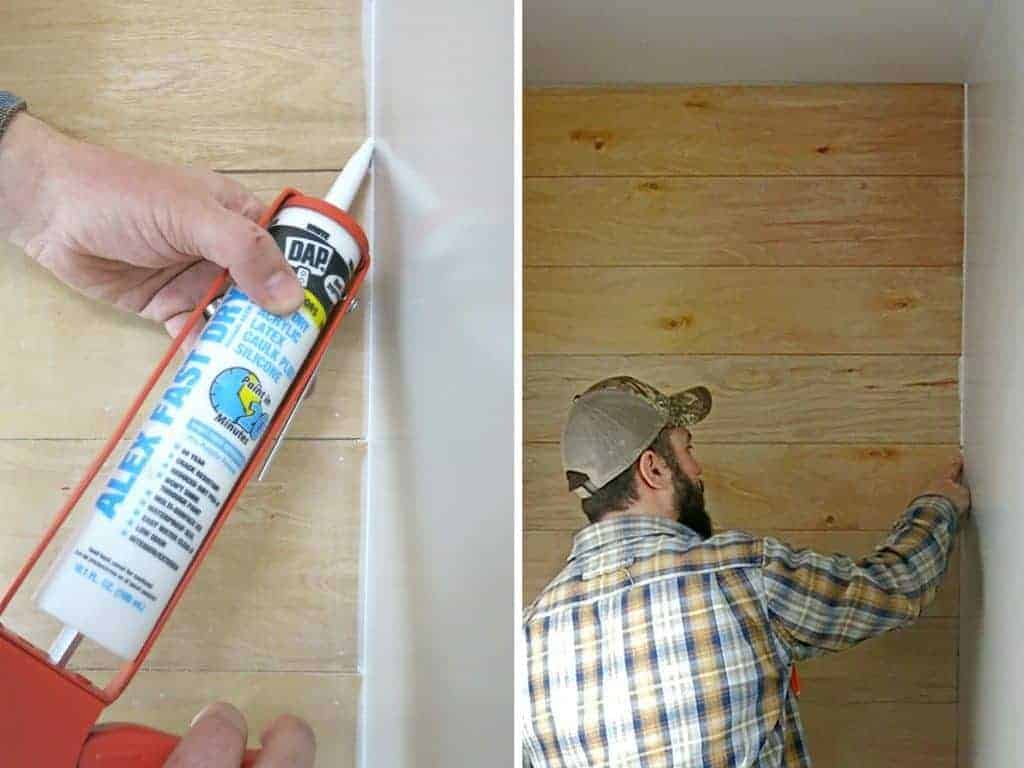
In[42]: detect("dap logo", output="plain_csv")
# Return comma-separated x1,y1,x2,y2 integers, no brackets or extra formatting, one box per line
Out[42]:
285,235,333,285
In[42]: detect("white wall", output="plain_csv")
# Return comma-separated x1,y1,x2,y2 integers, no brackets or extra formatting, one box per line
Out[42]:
961,0,1024,764
360,0,514,765
527,0,990,85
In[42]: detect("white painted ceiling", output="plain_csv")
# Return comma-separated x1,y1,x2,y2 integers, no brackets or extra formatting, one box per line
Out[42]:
526,0,992,85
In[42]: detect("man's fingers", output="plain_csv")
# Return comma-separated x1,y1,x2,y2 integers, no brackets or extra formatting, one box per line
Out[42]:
253,715,317,768
137,259,224,330
189,169,267,223
163,702,248,768
178,200,303,315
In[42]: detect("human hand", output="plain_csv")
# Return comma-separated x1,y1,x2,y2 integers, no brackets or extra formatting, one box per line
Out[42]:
163,702,316,767
0,113,303,336
915,452,971,520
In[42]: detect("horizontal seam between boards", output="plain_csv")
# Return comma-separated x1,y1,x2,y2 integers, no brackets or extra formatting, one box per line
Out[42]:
524,264,964,269
523,440,961,446
74,668,363,675
523,173,963,180
523,352,963,358
523,264,963,269
524,173,965,180
0,437,368,443
218,167,345,175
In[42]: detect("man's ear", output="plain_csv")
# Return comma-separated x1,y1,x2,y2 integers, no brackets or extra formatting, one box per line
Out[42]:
636,449,671,491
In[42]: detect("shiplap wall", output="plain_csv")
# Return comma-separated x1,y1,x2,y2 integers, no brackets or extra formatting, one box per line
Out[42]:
0,4,366,766
525,85,963,765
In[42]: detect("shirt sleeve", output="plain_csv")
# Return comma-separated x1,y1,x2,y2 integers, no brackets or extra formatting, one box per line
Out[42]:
762,493,959,662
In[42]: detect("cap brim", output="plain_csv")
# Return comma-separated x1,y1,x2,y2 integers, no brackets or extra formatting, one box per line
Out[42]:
664,385,712,428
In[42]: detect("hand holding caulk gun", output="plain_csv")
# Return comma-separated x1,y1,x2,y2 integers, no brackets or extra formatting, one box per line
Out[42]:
0,103,371,766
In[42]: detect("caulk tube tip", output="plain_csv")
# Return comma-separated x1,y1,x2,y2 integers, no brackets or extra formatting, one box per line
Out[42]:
325,138,375,212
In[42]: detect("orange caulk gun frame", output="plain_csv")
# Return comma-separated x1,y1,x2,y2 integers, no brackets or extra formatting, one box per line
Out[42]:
0,188,370,768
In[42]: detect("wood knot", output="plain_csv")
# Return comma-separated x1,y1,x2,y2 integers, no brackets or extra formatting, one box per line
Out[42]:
569,129,612,152
825,514,837,526
888,296,917,310
816,145,831,154
661,314,695,330
864,447,898,460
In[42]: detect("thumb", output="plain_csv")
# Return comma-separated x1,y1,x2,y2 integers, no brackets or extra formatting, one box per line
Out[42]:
164,702,247,767
176,199,303,315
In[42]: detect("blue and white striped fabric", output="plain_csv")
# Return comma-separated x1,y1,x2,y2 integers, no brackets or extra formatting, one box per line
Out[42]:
522,495,959,767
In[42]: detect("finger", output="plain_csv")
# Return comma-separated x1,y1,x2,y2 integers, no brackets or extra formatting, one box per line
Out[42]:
133,260,223,326
253,715,317,768
184,168,267,223
211,175,266,223
164,702,248,768
165,310,206,350
175,199,303,315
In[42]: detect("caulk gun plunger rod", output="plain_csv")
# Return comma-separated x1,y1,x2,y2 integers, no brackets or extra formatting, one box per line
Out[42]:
325,138,374,211
49,625,83,667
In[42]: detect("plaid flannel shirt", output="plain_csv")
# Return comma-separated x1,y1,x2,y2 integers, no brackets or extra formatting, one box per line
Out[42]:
522,494,959,767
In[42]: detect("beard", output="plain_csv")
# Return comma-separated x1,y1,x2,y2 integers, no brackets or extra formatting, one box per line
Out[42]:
671,466,713,540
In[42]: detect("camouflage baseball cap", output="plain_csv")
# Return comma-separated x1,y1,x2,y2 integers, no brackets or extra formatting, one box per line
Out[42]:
561,375,712,498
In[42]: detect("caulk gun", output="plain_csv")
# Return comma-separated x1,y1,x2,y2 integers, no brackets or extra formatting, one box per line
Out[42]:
0,139,373,767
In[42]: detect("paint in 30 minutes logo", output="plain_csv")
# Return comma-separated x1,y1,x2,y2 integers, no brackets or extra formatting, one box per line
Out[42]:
209,367,271,444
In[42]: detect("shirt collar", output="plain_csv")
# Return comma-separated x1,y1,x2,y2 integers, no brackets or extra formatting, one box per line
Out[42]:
568,514,702,562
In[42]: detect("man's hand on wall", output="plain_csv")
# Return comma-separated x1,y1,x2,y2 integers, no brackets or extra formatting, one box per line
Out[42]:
0,113,304,336
163,702,316,768
916,453,971,520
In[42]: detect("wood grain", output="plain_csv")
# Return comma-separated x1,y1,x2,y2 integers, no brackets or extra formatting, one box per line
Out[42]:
525,267,962,355
523,84,964,762
0,439,364,671
0,172,367,440
95,671,359,768
525,442,963,533
526,177,964,267
799,703,956,767
0,2,366,170
525,355,960,443
523,530,959,620
525,85,963,177
798,618,956,704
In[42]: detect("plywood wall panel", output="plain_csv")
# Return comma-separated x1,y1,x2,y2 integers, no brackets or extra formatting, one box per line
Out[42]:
526,266,962,355
799,702,956,767
526,176,964,267
525,355,960,444
0,2,366,170
526,85,963,177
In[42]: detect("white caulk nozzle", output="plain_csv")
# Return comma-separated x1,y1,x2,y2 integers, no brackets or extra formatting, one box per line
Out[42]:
325,138,375,212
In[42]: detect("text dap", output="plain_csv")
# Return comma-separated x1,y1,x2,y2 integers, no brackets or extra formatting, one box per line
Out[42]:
285,234,333,284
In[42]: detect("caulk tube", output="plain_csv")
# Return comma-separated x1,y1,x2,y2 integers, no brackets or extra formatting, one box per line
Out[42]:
35,140,373,661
